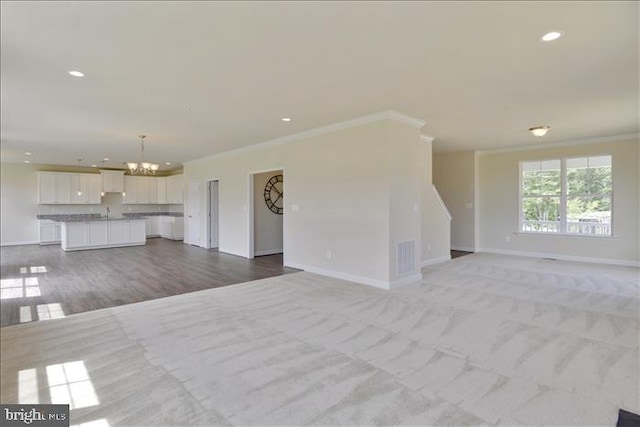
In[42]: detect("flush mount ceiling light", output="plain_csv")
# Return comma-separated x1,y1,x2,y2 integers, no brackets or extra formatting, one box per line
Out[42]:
103,157,109,161
68,70,85,77
529,126,551,137
281,117,292,122
25,151,32,156
541,31,563,42
127,135,159,175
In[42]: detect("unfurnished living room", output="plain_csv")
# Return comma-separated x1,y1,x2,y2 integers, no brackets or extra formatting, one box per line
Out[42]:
0,2,638,427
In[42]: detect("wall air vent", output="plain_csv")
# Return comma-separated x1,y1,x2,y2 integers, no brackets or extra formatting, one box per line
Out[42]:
397,240,415,275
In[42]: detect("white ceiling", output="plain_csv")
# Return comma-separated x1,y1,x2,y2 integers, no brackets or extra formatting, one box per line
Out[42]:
1,1,638,170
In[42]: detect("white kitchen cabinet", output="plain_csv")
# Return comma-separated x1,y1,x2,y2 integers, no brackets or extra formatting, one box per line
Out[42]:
145,177,157,204
88,221,108,246
38,172,72,204
157,216,184,240
86,174,102,204
166,174,184,204
71,174,88,204
122,176,138,204
38,220,61,245
108,220,130,245
100,170,125,193
156,178,167,204
61,219,146,251
39,172,101,205
63,222,88,248
123,176,160,204
130,220,147,242
145,218,160,237
71,174,102,204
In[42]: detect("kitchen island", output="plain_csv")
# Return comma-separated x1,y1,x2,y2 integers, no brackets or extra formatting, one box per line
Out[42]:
60,217,146,251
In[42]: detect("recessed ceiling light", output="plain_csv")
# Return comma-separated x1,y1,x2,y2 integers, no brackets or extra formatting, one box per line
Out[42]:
103,157,109,161
24,160,30,163
541,31,563,42
281,117,292,122
529,126,551,137
25,151,32,156
69,70,85,77
92,164,98,167
165,162,171,166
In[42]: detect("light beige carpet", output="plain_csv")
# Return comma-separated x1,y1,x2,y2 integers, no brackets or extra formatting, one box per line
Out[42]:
1,253,638,426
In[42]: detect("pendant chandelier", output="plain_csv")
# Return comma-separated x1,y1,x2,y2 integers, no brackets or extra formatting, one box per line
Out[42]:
127,134,159,175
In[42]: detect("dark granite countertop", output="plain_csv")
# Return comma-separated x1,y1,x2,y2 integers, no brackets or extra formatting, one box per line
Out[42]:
37,214,102,221
57,217,144,223
38,212,183,222
123,212,184,218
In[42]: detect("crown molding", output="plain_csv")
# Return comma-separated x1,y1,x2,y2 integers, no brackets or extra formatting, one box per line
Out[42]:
420,134,435,143
187,110,426,164
476,133,639,155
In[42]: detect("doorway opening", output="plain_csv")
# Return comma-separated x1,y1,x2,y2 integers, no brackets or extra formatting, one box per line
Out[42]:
207,180,219,249
249,170,284,262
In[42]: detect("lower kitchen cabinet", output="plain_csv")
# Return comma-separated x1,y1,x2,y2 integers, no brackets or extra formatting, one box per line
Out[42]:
38,220,61,245
144,216,184,240
61,219,146,251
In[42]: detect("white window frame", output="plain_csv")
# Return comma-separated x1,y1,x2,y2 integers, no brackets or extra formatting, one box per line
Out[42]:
519,155,613,237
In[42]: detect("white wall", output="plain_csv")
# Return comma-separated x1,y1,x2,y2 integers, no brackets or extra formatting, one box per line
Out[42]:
0,163,183,246
433,150,476,251
421,139,452,266
253,170,283,256
1,163,39,245
184,113,447,288
477,137,639,265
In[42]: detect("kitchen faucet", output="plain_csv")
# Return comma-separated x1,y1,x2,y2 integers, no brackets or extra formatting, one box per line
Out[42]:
106,206,110,219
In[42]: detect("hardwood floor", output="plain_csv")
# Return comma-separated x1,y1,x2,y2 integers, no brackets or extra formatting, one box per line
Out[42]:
451,250,473,259
0,239,299,327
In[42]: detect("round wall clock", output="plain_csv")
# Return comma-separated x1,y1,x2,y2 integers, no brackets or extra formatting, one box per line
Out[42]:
264,174,284,215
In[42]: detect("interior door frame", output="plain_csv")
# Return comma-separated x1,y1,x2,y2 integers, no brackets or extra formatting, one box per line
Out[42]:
205,179,219,249
185,180,203,247
247,167,285,259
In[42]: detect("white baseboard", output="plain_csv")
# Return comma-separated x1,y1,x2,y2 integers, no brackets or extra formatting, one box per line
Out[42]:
476,247,640,268
1,240,40,247
285,262,393,290
218,247,248,258
421,255,451,267
255,249,283,257
451,246,475,252
389,273,423,289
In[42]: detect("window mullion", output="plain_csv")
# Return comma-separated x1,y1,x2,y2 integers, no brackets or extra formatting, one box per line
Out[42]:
560,158,567,233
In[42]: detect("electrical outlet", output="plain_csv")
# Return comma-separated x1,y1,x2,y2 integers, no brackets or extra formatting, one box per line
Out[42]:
325,250,332,260
505,235,511,243
427,243,431,251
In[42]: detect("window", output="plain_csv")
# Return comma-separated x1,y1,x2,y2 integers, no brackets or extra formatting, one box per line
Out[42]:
520,155,612,236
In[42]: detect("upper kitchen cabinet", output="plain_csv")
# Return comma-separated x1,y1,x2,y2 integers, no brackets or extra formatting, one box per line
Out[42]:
37,172,71,204
100,170,125,193
39,172,102,205
123,176,158,204
71,174,102,204
166,174,184,204
156,178,167,204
